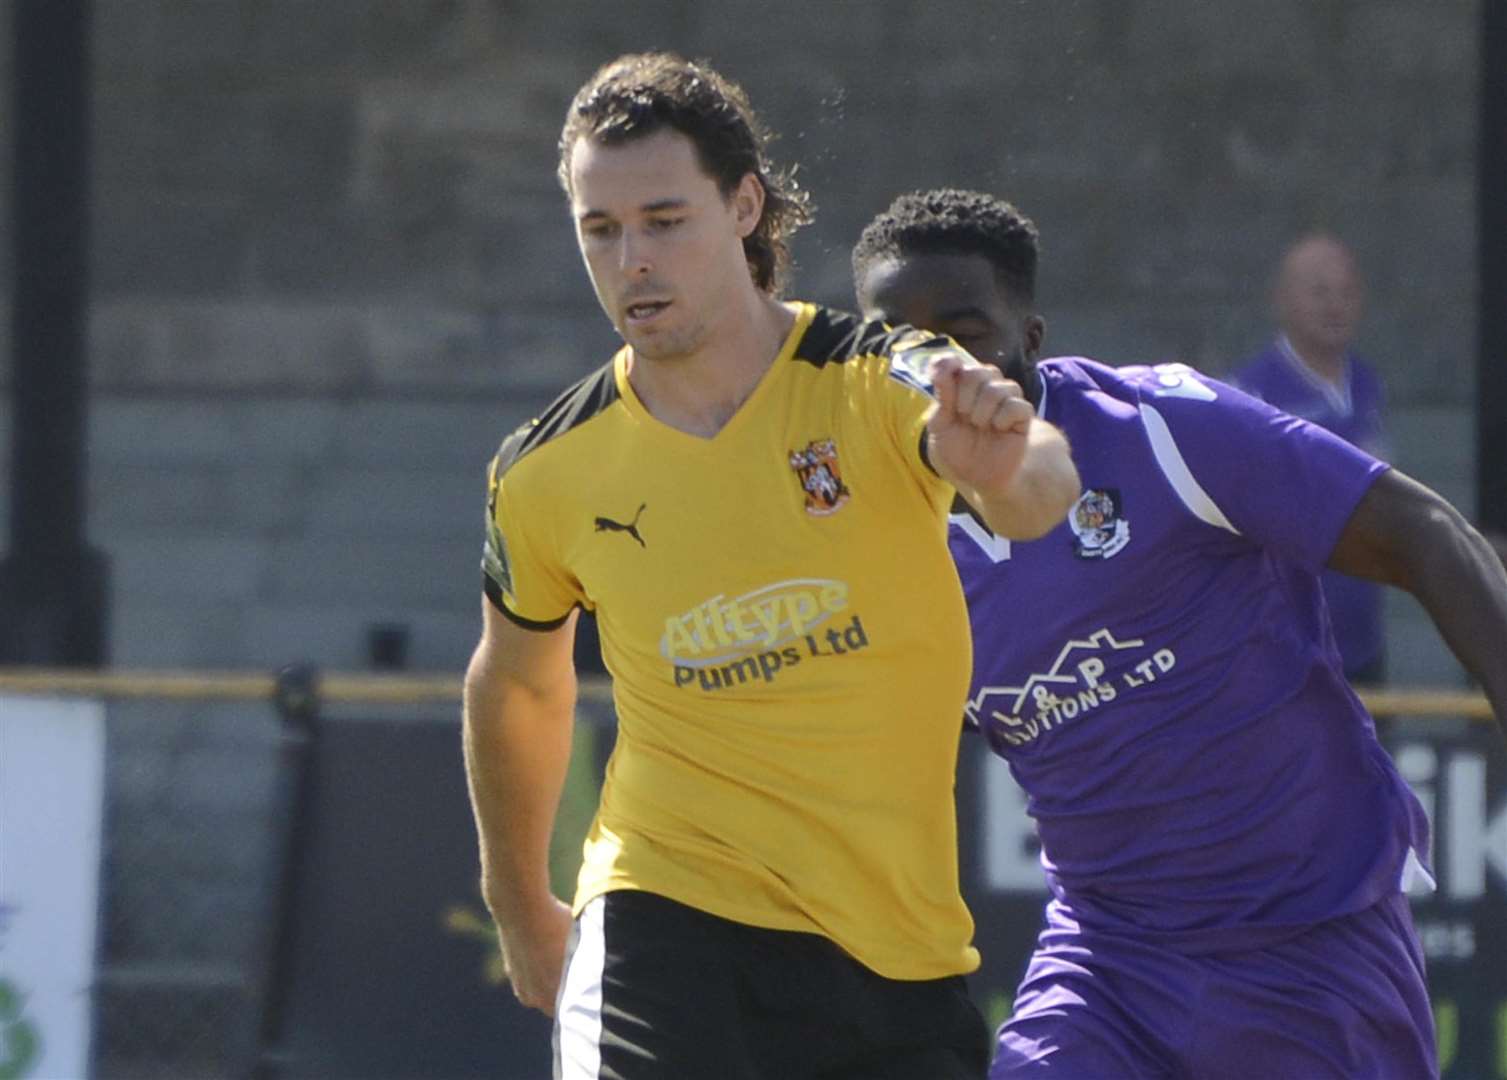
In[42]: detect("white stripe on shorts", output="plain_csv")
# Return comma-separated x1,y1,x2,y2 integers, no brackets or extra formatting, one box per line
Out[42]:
553,895,606,1080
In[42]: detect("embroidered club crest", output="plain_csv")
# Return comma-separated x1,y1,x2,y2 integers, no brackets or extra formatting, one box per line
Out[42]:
1070,488,1130,559
789,438,851,516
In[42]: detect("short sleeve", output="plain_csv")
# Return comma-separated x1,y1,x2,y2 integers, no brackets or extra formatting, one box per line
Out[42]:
872,330,955,496
482,451,581,630
1136,364,1389,571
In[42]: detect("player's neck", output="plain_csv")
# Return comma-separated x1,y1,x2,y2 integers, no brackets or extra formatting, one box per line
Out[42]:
1019,361,1043,408
628,294,794,439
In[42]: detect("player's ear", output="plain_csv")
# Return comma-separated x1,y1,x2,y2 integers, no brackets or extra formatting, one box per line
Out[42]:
730,173,764,240
1025,315,1047,358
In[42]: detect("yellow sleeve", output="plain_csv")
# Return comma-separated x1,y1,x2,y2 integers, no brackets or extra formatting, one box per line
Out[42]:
872,332,956,505
482,453,581,629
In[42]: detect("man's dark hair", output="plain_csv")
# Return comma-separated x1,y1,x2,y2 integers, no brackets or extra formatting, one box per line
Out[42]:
559,52,813,295
852,189,1039,303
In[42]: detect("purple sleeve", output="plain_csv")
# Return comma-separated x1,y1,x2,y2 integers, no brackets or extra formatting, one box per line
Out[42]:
1138,366,1389,571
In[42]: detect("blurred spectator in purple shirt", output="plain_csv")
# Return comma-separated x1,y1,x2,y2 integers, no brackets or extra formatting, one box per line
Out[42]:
1232,234,1388,684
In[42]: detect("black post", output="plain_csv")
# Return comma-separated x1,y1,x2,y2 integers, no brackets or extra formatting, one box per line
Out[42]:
0,0,109,664
1482,0,1507,534
249,664,323,1080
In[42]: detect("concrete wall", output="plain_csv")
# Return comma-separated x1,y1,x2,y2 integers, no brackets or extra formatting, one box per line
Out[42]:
0,0,1481,680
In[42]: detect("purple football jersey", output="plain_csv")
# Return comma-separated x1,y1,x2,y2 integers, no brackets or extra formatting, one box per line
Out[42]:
954,357,1430,950
1231,339,1389,675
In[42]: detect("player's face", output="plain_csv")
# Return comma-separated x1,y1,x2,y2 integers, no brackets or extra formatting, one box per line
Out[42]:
568,128,762,362
1277,241,1363,355
856,251,1043,392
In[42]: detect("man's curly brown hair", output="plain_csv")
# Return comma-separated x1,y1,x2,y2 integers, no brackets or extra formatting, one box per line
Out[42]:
559,52,814,295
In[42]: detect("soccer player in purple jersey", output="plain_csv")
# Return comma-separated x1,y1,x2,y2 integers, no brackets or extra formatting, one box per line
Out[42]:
853,189,1507,1079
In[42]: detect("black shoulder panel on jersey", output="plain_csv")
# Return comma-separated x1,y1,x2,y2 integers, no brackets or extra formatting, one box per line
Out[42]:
492,361,620,476
792,307,941,369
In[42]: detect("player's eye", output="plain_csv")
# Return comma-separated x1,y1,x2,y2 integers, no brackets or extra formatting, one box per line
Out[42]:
648,216,685,232
581,221,618,241
947,323,997,349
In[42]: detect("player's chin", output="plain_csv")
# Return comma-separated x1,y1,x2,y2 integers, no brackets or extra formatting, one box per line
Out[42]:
623,328,674,360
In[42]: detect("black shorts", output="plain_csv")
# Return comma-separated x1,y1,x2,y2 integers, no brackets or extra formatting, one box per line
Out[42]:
553,889,989,1080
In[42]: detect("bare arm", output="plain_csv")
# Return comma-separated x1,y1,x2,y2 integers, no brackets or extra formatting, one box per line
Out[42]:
926,351,1080,539
957,420,1078,539
1328,469,1507,734
1488,530,1507,571
462,598,580,1014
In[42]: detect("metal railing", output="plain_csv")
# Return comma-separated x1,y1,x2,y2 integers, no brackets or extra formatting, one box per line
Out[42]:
0,667,1488,716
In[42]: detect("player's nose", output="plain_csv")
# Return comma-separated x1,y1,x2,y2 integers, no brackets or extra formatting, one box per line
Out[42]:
618,229,652,275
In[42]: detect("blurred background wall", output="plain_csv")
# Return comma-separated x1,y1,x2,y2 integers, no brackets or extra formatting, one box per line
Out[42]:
0,0,1482,682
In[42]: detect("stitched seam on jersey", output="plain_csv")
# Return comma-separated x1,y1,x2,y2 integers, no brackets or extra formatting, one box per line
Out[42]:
1138,402,1240,535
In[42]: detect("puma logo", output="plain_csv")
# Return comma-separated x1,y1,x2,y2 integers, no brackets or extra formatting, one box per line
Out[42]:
594,503,647,547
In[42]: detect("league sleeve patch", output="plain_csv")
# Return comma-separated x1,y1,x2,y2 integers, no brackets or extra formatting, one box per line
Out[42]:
887,333,949,397
481,464,513,598
482,515,513,598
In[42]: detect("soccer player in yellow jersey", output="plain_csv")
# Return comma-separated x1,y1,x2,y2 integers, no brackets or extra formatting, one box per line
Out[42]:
462,53,1079,1080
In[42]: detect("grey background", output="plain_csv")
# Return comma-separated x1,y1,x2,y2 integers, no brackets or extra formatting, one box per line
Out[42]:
0,0,1482,683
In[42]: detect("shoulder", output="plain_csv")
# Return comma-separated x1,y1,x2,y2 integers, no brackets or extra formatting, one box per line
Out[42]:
790,304,949,372
1348,351,1387,392
1223,343,1283,388
490,359,621,482
1045,359,1278,447
1039,356,1220,409
1039,355,1131,394
784,304,955,405
1230,342,1283,376
1037,356,1111,412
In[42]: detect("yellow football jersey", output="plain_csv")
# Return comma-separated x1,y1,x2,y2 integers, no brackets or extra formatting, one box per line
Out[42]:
483,302,979,979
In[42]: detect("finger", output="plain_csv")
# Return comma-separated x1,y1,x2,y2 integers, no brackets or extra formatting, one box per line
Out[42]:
967,378,1013,428
928,351,963,414
952,366,987,420
959,368,1022,427
991,396,1035,434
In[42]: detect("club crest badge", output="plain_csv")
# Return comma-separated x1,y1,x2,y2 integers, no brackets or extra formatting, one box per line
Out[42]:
1070,488,1129,559
789,438,851,516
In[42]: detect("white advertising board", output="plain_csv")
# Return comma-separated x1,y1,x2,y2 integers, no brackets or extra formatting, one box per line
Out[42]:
0,696,106,1080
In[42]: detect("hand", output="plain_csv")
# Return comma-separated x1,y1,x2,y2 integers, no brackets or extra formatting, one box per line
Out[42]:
496,894,575,1016
925,349,1034,497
